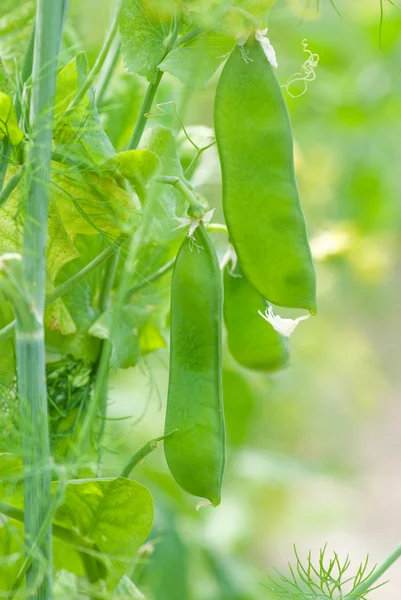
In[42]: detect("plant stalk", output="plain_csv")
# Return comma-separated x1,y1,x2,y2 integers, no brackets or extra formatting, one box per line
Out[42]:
17,1,66,597
344,544,401,600
127,15,181,150
120,432,176,478
125,256,176,298
64,0,123,117
96,36,121,106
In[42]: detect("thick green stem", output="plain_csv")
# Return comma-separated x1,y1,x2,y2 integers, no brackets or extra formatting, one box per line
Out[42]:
127,70,164,150
127,15,181,150
17,1,66,597
344,544,401,600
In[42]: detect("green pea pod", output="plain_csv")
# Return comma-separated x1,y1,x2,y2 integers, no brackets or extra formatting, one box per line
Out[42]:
164,224,225,506
214,36,317,314
224,265,289,372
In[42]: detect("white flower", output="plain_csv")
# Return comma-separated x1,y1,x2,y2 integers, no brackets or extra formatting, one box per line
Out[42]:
175,208,215,237
255,28,278,69
258,305,310,337
220,243,238,271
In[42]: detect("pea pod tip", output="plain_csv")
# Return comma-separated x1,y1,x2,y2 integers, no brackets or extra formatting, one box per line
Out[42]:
196,498,221,511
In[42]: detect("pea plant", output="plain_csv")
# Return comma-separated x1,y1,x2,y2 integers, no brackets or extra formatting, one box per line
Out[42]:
0,0,399,598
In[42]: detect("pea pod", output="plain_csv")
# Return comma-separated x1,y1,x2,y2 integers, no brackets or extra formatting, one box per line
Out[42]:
224,265,289,372
164,224,225,506
214,35,316,313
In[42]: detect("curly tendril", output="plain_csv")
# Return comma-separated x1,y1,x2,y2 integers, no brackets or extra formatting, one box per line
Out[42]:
282,39,320,99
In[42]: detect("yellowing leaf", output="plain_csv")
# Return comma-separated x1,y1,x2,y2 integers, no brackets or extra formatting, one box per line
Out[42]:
139,321,167,354
45,298,77,336
0,92,23,145
51,161,140,236
0,169,79,280
0,167,79,335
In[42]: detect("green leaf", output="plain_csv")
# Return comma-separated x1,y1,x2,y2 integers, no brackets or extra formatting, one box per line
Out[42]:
160,30,235,90
141,125,185,179
0,453,22,480
113,576,146,599
101,149,161,201
136,126,188,269
89,309,140,370
0,520,24,594
101,72,146,151
3,478,154,587
102,150,161,185
0,92,23,145
234,0,276,20
54,53,115,163
53,478,154,585
119,0,174,80
0,0,35,73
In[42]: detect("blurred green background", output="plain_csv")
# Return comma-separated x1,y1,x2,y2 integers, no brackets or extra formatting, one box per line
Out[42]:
69,0,401,597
